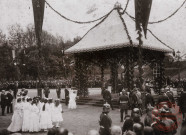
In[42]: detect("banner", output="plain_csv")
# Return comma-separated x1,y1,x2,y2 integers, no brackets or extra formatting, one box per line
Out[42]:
32,0,45,42
135,0,152,37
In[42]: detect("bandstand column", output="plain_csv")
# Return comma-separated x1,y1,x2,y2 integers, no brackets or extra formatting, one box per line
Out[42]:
125,49,134,92
110,58,118,93
74,54,89,97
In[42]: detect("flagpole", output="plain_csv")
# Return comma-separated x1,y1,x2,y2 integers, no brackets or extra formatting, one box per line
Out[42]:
32,0,45,98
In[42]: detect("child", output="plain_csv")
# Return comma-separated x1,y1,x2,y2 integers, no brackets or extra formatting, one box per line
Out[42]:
29,100,40,132
52,99,63,127
22,98,31,132
7,98,23,132
40,99,53,131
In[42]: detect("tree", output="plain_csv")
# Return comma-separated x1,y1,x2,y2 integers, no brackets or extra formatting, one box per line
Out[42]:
0,29,6,46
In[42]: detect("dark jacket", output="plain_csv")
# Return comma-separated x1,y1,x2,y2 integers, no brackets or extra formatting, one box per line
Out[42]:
1,94,7,107
118,94,129,109
103,90,112,101
6,93,13,105
99,112,112,135
65,89,69,97
178,91,186,113
145,93,155,108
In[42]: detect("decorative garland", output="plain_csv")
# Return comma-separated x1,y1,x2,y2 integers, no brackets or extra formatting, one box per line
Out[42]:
147,29,174,52
74,54,89,97
125,0,186,24
121,0,130,15
45,0,113,24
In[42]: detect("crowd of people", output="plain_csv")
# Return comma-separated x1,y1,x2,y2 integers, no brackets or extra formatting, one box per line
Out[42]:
1,82,186,135
6,90,64,133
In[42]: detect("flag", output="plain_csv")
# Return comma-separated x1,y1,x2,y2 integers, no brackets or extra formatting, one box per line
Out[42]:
135,0,152,38
32,0,45,43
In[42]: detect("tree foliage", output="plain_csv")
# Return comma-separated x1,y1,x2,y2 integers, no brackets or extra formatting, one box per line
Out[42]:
0,24,80,81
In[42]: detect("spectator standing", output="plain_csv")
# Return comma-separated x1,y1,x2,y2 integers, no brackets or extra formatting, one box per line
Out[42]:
99,103,112,135
13,82,18,99
6,90,13,114
44,84,50,98
145,87,155,110
118,90,129,122
103,89,114,110
1,90,7,116
64,86,69,106
178,89,186,120
56,83,61,99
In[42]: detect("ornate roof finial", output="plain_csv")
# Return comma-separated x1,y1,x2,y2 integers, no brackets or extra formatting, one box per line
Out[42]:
114,2,121,9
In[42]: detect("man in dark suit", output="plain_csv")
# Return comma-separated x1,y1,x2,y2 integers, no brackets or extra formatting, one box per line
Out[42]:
56,83,61,99
6,90,13,113
0,90,7,116
43,84,50,98
145,87,155,109
178,89,186,119
103,89,113,110
99,103,112,135
64,86,69,106
157,89,170,108
13,82,18,99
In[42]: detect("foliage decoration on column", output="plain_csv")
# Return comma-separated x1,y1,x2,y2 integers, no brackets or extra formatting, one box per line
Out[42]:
74,54,81,95
109,54,119,93
125,49,134,92
135,0,144,91
74,54,89,97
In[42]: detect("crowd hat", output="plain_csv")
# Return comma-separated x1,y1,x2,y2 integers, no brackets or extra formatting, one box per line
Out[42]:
133,108,140,114
103,103,110,109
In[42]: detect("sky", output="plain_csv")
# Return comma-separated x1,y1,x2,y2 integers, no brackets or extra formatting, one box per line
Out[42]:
0,0,186,54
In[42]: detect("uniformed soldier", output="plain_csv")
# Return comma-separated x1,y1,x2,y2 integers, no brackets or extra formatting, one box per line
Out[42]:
118,90,129,122
99,103,112,135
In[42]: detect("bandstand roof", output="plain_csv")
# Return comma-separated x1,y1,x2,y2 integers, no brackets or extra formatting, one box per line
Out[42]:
65,9,173,54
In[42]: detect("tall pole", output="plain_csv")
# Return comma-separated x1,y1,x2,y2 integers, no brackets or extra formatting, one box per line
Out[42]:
32,0,45,97
136,0,143,91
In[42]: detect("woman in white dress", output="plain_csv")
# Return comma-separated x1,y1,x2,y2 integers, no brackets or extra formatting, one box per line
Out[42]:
7,98,23,132
29,100,40,132
49,98,54,121
52,99,63,127
68,90,77,109
39,99,53,131
22,98,32,132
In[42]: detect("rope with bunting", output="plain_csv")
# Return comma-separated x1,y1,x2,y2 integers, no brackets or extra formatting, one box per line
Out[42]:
125,0,186,24
147,29,174,52
121,0,130,15
45,0,113,24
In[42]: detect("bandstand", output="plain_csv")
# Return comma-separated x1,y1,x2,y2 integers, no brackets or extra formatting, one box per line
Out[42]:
65,8,173,97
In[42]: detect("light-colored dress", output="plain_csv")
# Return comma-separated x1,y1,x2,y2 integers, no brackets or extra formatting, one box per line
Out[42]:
68,90,77,109
22,102,31,132
7,103,23,132
29,104,40,132
52,104,63,123
39,103,53,130
49,103,54,121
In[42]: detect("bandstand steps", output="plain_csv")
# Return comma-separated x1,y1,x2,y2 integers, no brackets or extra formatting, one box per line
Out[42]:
61,98,120,108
